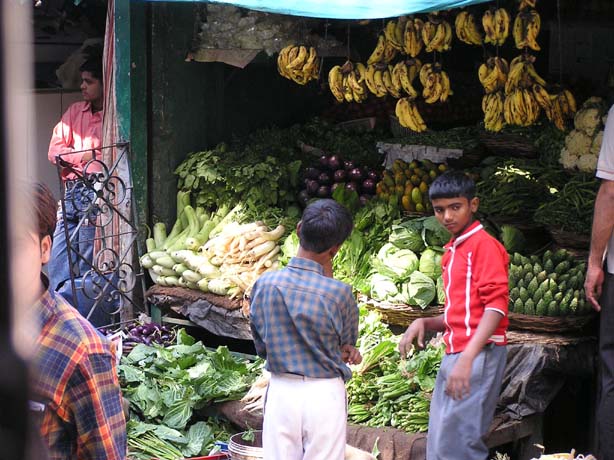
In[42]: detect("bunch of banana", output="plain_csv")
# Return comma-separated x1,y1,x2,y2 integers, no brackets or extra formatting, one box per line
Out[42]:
519,0,537,11
396,98,427,132
513,9,541,51
503,88,540,127
420,63,452,103
367,35,398,65
422,18,453,52
384,17,408,52
391,59,422,99
483,8,510,46
455,11,483,45
505,54,546,95
277,45,319,85
532,85,576,130
482,91,506,132
364,64,388,97
478,57,509,94
403,18,424,57
328,61,369,103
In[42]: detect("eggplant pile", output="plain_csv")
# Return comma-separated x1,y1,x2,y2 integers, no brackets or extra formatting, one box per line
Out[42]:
298,154,381,207
100,322,177,355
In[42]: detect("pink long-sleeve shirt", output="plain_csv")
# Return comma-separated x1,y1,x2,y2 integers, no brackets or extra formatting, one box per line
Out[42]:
48,101,103,182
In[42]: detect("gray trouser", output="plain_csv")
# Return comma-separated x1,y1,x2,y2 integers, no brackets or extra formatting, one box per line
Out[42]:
598,272,614,460
427,344,507,460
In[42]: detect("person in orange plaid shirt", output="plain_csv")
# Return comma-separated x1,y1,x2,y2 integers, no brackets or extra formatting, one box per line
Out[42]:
20,183,126,459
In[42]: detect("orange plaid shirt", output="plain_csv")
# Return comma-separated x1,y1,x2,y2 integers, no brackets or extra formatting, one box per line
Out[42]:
29,287,126,459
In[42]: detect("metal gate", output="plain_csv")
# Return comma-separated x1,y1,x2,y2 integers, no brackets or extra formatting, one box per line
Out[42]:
55,142,146,324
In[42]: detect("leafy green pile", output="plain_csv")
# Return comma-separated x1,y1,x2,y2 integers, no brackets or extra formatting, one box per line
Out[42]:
347,307,444,432
388,126,482,151
120,330,262,458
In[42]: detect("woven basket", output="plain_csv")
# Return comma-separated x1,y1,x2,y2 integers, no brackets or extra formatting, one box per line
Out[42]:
508,311,596,334
548,228,591,250
359,294,444,326
390,115,418,138
478,132,538,158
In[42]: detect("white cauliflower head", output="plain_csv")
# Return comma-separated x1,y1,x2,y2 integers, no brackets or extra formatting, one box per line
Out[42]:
591,130,604,157
574,108,602,136
564,129,593,155
576,154,598,173
559,147,579,170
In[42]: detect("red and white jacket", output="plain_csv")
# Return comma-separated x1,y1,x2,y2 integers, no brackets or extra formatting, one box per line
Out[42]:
441,221,509,354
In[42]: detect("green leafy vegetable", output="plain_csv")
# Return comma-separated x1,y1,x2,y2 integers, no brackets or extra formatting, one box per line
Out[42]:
400,271,436,309
418,248,443,280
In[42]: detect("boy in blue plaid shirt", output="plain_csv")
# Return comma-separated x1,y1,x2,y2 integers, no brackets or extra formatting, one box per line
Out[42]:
250,199,361,460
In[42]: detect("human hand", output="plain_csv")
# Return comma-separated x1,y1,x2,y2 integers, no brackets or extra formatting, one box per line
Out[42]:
584,264,605,312
399,319,426,357
341,344,362,365
446,354,473,400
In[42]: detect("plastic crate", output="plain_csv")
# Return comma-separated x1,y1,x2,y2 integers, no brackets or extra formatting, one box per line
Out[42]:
337,117,377,132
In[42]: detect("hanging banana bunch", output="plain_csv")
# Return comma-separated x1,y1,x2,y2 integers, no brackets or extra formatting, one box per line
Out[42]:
277,45,320,85
482,91,506,132
455,11,483,46
483,8,510,46
505,54,546,94
403,17,424,57
478,57,509,94
364,64,388,98
396,98,427,132
513,8,541,51
391,59,422,99
328,61,369,103
532,85,577,131
420,63,452,104
383,17,407,52
422,16,453,53
518,0,537,10
367,34,398,65
503,88,541,127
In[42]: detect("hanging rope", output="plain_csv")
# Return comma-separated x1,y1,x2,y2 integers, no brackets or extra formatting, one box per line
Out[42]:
346,23,351,61
557,0,563,84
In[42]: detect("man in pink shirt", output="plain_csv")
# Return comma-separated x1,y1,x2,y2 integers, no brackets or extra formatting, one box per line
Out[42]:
47,57,109,326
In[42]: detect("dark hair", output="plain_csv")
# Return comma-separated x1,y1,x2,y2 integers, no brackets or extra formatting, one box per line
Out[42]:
298,199,353,253
79,58,102,82
30,183,57,241
428,171,476,201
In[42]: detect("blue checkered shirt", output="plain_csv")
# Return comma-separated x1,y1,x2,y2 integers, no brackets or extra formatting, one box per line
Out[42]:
250,257,359,381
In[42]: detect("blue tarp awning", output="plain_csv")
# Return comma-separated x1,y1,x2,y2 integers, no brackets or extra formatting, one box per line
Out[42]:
139,0,493,20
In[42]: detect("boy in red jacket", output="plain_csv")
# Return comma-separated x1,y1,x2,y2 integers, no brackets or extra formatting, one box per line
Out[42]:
399,171,509,460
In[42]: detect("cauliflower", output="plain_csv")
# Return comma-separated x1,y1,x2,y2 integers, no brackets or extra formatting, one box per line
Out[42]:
559,148,579,169
574,108,602,136
576,153,598,172
564,129,593,155
591,130,604,157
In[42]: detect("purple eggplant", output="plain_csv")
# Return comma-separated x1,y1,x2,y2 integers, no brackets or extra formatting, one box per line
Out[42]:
317,185,331,198
318,172,332,185
298,190,311,206
362,178,376,194
304,167,321,180
345,182,359,192
319,155,330,169
367,170,380,181
328,155,342,171
333,169,347,183
305,179,319,195
348,168,363,182
343,159,355,171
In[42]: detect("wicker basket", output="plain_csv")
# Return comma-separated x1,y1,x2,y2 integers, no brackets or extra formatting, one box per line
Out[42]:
508,311,596,334
390,115,417,138
478,132,538,158
548,228,591,250
337,117,377,132
359,294,444,326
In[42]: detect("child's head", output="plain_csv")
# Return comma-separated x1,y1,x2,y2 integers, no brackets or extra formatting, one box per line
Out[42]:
298,199,353,254
428,171,479,237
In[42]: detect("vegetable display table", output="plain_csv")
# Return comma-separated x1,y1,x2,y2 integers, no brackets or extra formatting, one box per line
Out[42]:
146,285,252,340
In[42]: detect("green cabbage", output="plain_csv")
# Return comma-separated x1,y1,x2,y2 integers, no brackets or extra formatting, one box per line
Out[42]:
399,271,436,309
373,243,419,282
499,224,527,254
370,273,399,301
436,275,446,305
419,248,443,280
389,221,426,253
423,217,450,247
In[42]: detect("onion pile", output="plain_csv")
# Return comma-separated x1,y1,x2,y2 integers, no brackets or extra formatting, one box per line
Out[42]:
298,155,381,206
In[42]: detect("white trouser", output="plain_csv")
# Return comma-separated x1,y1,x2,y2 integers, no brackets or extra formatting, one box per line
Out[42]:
263,372,347,460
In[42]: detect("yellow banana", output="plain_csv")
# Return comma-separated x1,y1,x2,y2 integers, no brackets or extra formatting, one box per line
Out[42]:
368,35,387,65
287,46,307,70
419,63,432,87
383,40,398,63
483,10,496,44
407,58,422,82
494,8,510,46
440,71,452,102
455,11,469,44
396,98,415,130
385,20,403,51
382,69,401,98
395,62,418,99
563,89,577,114
422,21,438,51
519,0,536,10
442,21,453,51
328,66,345,102
408,100,427,131
365,64,380,96
395,17,409,50
373,69,388,97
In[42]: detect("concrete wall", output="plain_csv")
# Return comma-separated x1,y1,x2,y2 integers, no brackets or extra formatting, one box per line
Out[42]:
27,90,81,199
